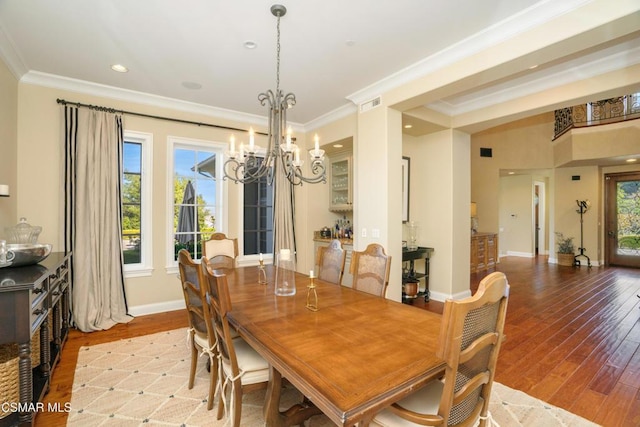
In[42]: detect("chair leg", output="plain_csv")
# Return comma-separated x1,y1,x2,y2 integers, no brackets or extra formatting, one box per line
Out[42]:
188,344,198,389
207,356,217,410
216,384,225,420
232,380,243,427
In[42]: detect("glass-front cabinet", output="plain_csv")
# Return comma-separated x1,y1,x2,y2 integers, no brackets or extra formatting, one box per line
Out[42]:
329,153,353,211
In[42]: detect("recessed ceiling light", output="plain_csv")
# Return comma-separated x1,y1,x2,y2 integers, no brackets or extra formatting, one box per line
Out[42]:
111,64,128,73
333,144,343,148
244,40,257,49
182,81,202,90
404,124,413,129
508,171,515,175
626,158,637,163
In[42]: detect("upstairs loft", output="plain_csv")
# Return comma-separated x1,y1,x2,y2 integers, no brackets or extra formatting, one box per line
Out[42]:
552,93,640,168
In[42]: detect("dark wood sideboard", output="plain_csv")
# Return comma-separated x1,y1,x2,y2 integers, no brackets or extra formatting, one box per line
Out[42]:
0,252,72,426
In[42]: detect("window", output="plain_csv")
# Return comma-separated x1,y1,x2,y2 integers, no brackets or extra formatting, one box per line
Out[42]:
169,137,226,264
243,161,273,255
122,131,153,276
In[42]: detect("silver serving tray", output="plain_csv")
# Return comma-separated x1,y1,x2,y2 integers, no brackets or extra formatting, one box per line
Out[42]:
0,243,53,267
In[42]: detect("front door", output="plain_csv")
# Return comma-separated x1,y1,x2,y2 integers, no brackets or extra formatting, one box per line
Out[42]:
605,172,640,268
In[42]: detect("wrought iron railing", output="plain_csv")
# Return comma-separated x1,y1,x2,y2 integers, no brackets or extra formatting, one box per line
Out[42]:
553,93,640,139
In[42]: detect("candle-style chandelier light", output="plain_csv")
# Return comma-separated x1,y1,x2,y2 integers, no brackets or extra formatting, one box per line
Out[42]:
223,4,327,186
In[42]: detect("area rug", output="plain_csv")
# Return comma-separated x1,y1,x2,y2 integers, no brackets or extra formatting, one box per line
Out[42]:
68,328,600,426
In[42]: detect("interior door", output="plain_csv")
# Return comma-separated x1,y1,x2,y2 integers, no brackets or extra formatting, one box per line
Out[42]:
605,172,640,268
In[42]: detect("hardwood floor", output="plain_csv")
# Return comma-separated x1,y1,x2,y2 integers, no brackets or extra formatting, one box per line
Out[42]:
36,256,640,426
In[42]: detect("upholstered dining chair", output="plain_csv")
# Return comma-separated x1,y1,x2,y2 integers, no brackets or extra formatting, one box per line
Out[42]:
202,232,239,271
373,271,510,427
177,249,218,410
316,239,347,285
350,243,392,297
200,258,270,427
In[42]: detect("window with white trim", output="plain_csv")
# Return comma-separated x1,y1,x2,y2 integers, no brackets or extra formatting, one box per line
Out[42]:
122,131,153,276
169,137,225,264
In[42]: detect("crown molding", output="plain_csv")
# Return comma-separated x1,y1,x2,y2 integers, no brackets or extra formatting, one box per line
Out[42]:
20,71,281,129
346,0,594,106
427,44,640,116
304,102,357,132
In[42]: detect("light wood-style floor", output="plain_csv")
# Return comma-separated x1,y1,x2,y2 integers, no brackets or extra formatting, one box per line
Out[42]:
36,256,640,426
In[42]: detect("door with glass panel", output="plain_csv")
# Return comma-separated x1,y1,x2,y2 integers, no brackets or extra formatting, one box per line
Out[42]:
605,172,640,268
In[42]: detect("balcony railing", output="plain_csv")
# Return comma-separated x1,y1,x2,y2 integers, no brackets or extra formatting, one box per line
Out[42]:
554,93,640,139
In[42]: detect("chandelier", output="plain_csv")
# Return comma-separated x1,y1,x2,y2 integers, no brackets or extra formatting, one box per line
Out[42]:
223,4,327,186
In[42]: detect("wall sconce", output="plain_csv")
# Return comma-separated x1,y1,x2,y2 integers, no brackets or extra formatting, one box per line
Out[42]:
0,185,9,197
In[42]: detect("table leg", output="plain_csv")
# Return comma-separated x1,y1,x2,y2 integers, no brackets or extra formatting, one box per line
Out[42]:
264,366,283,426
264,366,324,426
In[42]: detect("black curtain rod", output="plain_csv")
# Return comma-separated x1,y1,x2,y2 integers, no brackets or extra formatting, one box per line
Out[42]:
56,98,267,136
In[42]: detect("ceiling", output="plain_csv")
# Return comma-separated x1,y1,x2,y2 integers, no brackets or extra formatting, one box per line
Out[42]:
1,1,639,135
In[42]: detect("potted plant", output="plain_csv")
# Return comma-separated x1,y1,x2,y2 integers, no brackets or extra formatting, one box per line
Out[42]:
555,232,575,266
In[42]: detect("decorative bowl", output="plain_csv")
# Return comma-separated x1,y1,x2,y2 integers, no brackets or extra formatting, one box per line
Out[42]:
4,243,52,267
5,217,42,244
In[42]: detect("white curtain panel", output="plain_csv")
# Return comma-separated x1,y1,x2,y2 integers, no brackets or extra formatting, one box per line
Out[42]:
63,106,133,332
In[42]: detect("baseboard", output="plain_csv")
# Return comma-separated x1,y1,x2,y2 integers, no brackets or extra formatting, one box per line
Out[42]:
429,289,472,302
128,299,185,317
505,251,535,258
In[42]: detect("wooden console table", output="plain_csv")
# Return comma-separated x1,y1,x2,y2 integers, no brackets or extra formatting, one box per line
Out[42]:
0,252,71,426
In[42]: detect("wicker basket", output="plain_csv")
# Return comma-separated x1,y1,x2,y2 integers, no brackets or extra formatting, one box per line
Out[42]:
31,327,41,368
0,344,19,419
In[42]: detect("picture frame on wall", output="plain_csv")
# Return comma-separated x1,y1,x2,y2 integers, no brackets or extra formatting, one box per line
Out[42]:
402,156,410,222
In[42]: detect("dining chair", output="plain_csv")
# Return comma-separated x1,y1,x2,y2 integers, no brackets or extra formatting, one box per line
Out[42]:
202,232,239,271
350,243,392,297
373,271,510,427
200,257,270,427
177,249,218,410
316,239,347,285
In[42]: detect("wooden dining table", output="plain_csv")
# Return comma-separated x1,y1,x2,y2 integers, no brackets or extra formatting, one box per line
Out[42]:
224,265,445,427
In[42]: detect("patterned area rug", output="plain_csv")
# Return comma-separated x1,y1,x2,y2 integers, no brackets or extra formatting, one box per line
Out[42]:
68,328,600,426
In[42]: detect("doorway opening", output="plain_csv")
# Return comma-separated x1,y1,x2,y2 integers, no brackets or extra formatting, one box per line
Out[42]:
533,181,546,256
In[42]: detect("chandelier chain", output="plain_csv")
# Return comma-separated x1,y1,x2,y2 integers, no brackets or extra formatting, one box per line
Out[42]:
276,13,281,94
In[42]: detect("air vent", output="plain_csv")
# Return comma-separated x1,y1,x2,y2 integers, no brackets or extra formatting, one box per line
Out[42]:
360,96,381,113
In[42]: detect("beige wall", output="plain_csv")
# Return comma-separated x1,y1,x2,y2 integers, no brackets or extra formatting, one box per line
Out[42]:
301,114,357,273
471,113,640,266
15,83,331,311
402,129,471,301
10,76,640,313
554,120,640,166
553,166,600,263
471,113,555,236
0,58,18,230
